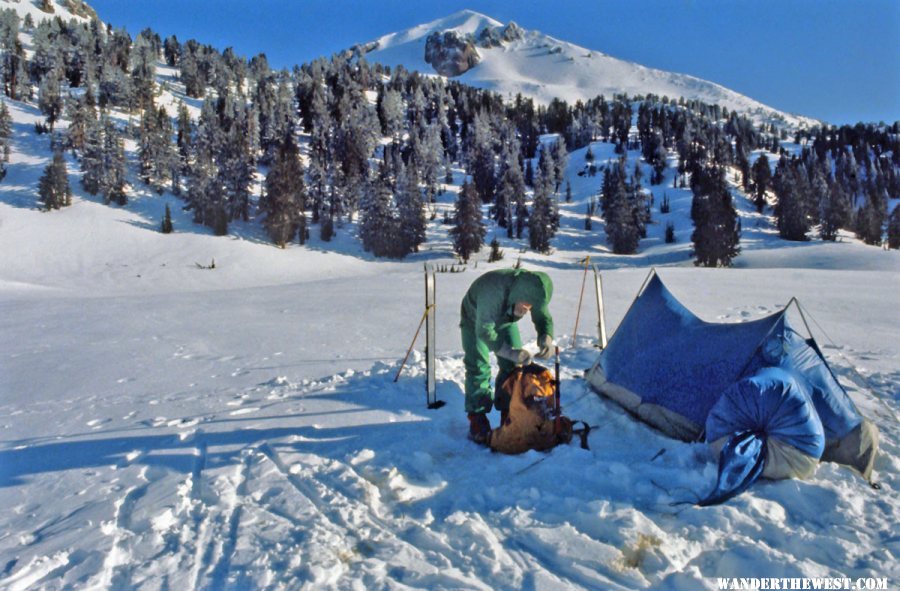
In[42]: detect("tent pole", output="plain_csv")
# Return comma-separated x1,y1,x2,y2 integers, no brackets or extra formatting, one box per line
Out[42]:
592,264,608,349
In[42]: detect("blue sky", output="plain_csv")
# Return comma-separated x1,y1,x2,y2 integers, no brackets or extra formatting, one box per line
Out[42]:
88,0,899,125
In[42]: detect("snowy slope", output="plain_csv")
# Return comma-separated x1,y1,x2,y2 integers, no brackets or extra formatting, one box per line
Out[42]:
0,0,96,25
2,111,899,588
360,10,818,128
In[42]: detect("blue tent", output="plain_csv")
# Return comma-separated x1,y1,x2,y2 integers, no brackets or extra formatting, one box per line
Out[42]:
585,271,878,504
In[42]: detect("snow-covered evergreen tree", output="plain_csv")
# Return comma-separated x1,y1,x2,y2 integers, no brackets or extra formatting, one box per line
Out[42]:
887,206,900,250
38,69,63,131
65,88,95,154
0,99,10,181
131,31,158,111
819,180,850,241
451,180,485,263
602,159,641,255
260,133,307,247
1,10,29,100
751,153,771,213
38,148,72,210
395,164,427,255
773,158,813,241
690,165,740,267
495,141,526,238
101,115,127,205
468,111,496,205
161,203,174,234
359,166,400,258
854,184,887,246
139,103,176,193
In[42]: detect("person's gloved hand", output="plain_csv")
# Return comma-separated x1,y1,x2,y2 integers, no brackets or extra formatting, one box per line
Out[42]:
535,334,555,359
497,343,533,366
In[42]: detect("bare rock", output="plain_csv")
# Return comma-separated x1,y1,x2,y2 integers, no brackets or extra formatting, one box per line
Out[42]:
424,31,480,77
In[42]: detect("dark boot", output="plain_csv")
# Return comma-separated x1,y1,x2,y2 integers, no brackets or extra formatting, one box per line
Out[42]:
467,413,491,445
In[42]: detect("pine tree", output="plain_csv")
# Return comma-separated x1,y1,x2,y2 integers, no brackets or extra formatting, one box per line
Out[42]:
529,177,556,254
38,148,72,210
751,154,771,213
139,103,176,192
359,168,400,257
450,180,486,263
395,164,426,255
535,145,560,234
488,237,504,262
101,115,127,205
854,185,887,246
493,137,523,230
601,158,641,255
131,32,157,111
217,94,255,222
65,89,96,154
80,112,103,195
665,221,676,243
773,160,813,241
690,165,741,267
819,177,850,241
161,203,174,233
38,70,64,131
551,139,568,193
0,99,10,181
260,133,307,247
468,111,496,205
887,206,900,250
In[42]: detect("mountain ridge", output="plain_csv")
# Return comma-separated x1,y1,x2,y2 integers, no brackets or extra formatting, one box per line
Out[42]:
356,9,818,129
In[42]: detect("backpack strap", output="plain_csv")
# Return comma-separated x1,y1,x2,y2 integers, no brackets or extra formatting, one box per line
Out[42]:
570,421,592,450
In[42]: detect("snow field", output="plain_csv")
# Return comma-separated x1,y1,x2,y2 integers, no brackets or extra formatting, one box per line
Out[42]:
0,3,898,585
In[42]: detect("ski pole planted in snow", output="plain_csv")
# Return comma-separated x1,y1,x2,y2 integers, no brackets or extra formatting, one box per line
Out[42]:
554,345,562,434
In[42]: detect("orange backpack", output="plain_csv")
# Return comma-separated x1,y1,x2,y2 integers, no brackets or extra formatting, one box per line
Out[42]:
489,364,575,454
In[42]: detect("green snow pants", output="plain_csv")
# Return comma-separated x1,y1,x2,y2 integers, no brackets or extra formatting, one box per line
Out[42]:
461,322,521,415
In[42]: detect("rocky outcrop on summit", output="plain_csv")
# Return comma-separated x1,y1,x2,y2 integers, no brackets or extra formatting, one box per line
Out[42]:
424,31,480,77
478,22,525,48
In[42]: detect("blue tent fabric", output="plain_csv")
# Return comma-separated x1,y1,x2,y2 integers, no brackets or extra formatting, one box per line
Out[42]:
699,431,768,506
706,367,826,459
743,322,861,442
599,275,784,428
586,271,876,502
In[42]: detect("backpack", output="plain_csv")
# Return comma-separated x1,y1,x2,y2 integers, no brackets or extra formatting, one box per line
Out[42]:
489,364,574,454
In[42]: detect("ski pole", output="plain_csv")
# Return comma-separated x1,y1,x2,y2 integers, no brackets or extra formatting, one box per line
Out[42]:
571,256,590,348
394,304,434,382
554,345,561,434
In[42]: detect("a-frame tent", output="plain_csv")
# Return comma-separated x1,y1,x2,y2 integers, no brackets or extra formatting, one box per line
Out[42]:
585,270,878,502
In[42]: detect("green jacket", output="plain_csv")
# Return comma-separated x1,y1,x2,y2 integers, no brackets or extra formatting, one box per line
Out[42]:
460,268,554,352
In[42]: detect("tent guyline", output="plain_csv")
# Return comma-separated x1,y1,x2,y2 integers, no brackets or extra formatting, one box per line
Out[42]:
586,268,880,505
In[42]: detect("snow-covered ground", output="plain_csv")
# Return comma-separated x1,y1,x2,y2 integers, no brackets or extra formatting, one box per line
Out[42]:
1,2,898,588
2,94,899,589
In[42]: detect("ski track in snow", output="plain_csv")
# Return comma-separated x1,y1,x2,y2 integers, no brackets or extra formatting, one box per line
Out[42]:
0,3,897,585
1,340,898,589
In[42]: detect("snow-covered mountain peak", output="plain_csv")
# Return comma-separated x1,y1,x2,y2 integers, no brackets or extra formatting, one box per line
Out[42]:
0,0,96,25
372,9,503,49
359,10,817,128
